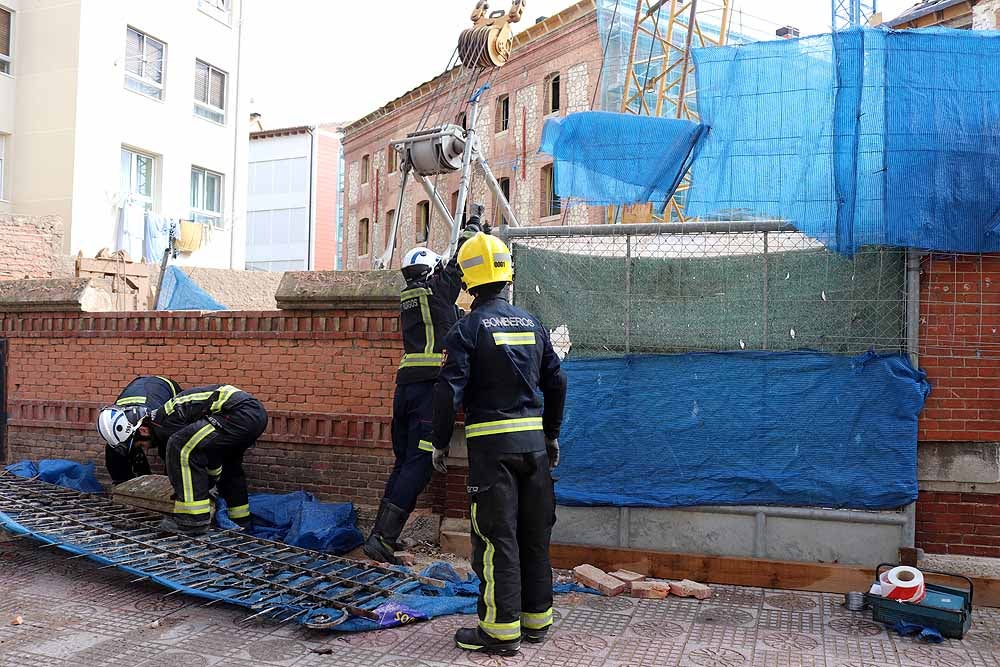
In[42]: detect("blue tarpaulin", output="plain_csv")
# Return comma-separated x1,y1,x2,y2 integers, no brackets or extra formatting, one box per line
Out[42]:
539,111,706,206
156,266,227,311
556,351,929,509
688,28,1000,254
216,491,364,555
5,460,104,494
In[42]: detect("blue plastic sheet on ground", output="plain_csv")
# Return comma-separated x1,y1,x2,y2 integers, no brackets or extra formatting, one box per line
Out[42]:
539,111,705,206
5,460,104,494
333,562,599,633
556,351,929,510
687,28,1000,255
156,265,227,311
215,491,364,555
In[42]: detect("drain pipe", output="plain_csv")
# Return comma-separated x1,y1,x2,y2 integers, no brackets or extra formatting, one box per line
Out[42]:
903,248,923,549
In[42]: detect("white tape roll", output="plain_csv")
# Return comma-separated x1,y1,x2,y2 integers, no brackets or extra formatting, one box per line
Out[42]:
880,566,925,603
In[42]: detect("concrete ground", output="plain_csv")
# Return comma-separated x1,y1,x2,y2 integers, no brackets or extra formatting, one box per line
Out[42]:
1,540,999,667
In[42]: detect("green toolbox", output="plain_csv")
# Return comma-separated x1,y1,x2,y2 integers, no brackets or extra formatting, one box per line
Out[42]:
866,563,973,639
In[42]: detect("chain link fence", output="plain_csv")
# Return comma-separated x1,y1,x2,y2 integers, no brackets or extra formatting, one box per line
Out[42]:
501,223,908,358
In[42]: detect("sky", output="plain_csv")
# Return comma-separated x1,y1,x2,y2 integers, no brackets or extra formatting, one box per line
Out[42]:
242,0,916,129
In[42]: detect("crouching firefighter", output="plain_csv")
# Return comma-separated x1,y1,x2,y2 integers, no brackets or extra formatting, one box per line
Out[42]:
363,214,482,564
97,375,182,485
430,232,568,656
146,385,268,535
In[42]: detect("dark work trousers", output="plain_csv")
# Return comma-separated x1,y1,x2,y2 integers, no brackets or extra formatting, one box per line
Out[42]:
105,444,153,486
164,400,268,526
384,381,436,512
468,449,556,642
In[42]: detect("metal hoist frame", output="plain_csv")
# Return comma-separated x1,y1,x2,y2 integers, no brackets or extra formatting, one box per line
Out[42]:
374,84,521,270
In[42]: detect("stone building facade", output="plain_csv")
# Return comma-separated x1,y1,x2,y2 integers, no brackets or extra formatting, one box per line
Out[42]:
341,0,605,270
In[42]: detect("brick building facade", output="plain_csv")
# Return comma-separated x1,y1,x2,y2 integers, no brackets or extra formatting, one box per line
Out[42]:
0,215,71,281
341,0,604,271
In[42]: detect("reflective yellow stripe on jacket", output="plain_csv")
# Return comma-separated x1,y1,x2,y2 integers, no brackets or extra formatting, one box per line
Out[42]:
115,396,147,406
492,331,536,346
398,352,443,369
464,417,543,439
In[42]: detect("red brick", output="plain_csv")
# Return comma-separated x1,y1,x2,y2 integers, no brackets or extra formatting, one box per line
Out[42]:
574,565,627,597
630,581,670,600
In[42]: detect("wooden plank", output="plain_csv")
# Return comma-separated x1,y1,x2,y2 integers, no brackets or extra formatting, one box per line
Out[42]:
77,258,151,277
550,543,1000,607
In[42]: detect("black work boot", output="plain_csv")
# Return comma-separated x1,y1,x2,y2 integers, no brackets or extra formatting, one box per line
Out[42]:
455,627,521,656
231,516,252,532
362,499,408,564
158,514,209,536
521,626,550,643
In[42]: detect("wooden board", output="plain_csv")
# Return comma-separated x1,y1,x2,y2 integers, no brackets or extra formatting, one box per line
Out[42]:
550,543,1000,608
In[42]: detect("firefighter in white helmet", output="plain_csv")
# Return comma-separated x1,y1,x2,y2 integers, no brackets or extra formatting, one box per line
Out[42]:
362,213,481,564
97,376,182,485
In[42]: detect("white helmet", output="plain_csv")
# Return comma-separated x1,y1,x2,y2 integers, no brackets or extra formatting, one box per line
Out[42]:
401,247,442,282
97,405,150,455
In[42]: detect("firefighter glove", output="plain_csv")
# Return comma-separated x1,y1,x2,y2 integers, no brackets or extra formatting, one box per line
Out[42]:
432,447,449,474
546,437,560,470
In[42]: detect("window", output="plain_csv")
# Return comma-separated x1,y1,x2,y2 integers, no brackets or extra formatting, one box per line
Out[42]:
190,166,223,228
416,200,430,244
544,72,561,114
120,147,156,211
451,190,459,218
456,111,467,129
194,60,227,124
494,177,511,226
358,218,370,256
0,7,12,75
385,209,396,253
125,27,165,100
361,154,370,184
541,164,560,217
387,146,397,173
0,135,6,201
495,95,509,133
198,0,231,22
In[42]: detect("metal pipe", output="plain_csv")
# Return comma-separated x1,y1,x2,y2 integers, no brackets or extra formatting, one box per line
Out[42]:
662,504,910,525
414,172,457,234
447,88,485,260
902,248,923,548
502,221,796,238
476,151,520,227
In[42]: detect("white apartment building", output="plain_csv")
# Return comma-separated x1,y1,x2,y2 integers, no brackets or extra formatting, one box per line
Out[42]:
0,0,249,269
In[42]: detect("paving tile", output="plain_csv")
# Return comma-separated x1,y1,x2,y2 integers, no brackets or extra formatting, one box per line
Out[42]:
750,651,827,667
681,642,753,666
559,607,631,636
606,636,685,666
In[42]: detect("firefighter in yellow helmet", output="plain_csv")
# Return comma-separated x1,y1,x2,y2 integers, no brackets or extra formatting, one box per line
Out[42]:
430,232,568,656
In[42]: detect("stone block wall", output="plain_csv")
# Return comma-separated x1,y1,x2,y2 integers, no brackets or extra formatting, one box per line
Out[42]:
0,215,71,281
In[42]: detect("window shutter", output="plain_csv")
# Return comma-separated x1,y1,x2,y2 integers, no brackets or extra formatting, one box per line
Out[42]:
125,28,143,76
194,61,209,104
209,68,225,109
143,37,163,83
0,9,11,58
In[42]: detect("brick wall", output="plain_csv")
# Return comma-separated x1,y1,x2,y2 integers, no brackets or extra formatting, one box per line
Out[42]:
916,491,1000,557
0,310,462,515
917,253,1000,555
0,215,71,281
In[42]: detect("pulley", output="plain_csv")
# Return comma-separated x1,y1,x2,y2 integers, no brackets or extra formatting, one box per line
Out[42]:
404,124,467,176
458,1,525,68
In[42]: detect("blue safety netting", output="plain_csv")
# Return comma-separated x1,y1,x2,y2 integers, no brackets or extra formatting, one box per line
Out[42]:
539,112,705,206
215,491,364,555
687,28,1000,255
5,460,104,494
156,266,227,311
555,351,929,510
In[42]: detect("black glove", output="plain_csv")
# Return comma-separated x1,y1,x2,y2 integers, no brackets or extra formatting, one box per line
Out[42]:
546,437,560,470
432,448,449,474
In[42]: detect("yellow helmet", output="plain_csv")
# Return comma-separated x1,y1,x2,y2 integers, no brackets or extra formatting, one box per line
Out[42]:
457,232,513,290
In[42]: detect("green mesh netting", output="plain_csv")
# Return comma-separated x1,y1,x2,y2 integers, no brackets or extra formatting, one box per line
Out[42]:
512,240,905,356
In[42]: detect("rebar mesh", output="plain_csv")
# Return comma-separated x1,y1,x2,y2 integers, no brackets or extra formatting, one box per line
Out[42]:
506,226,907,357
